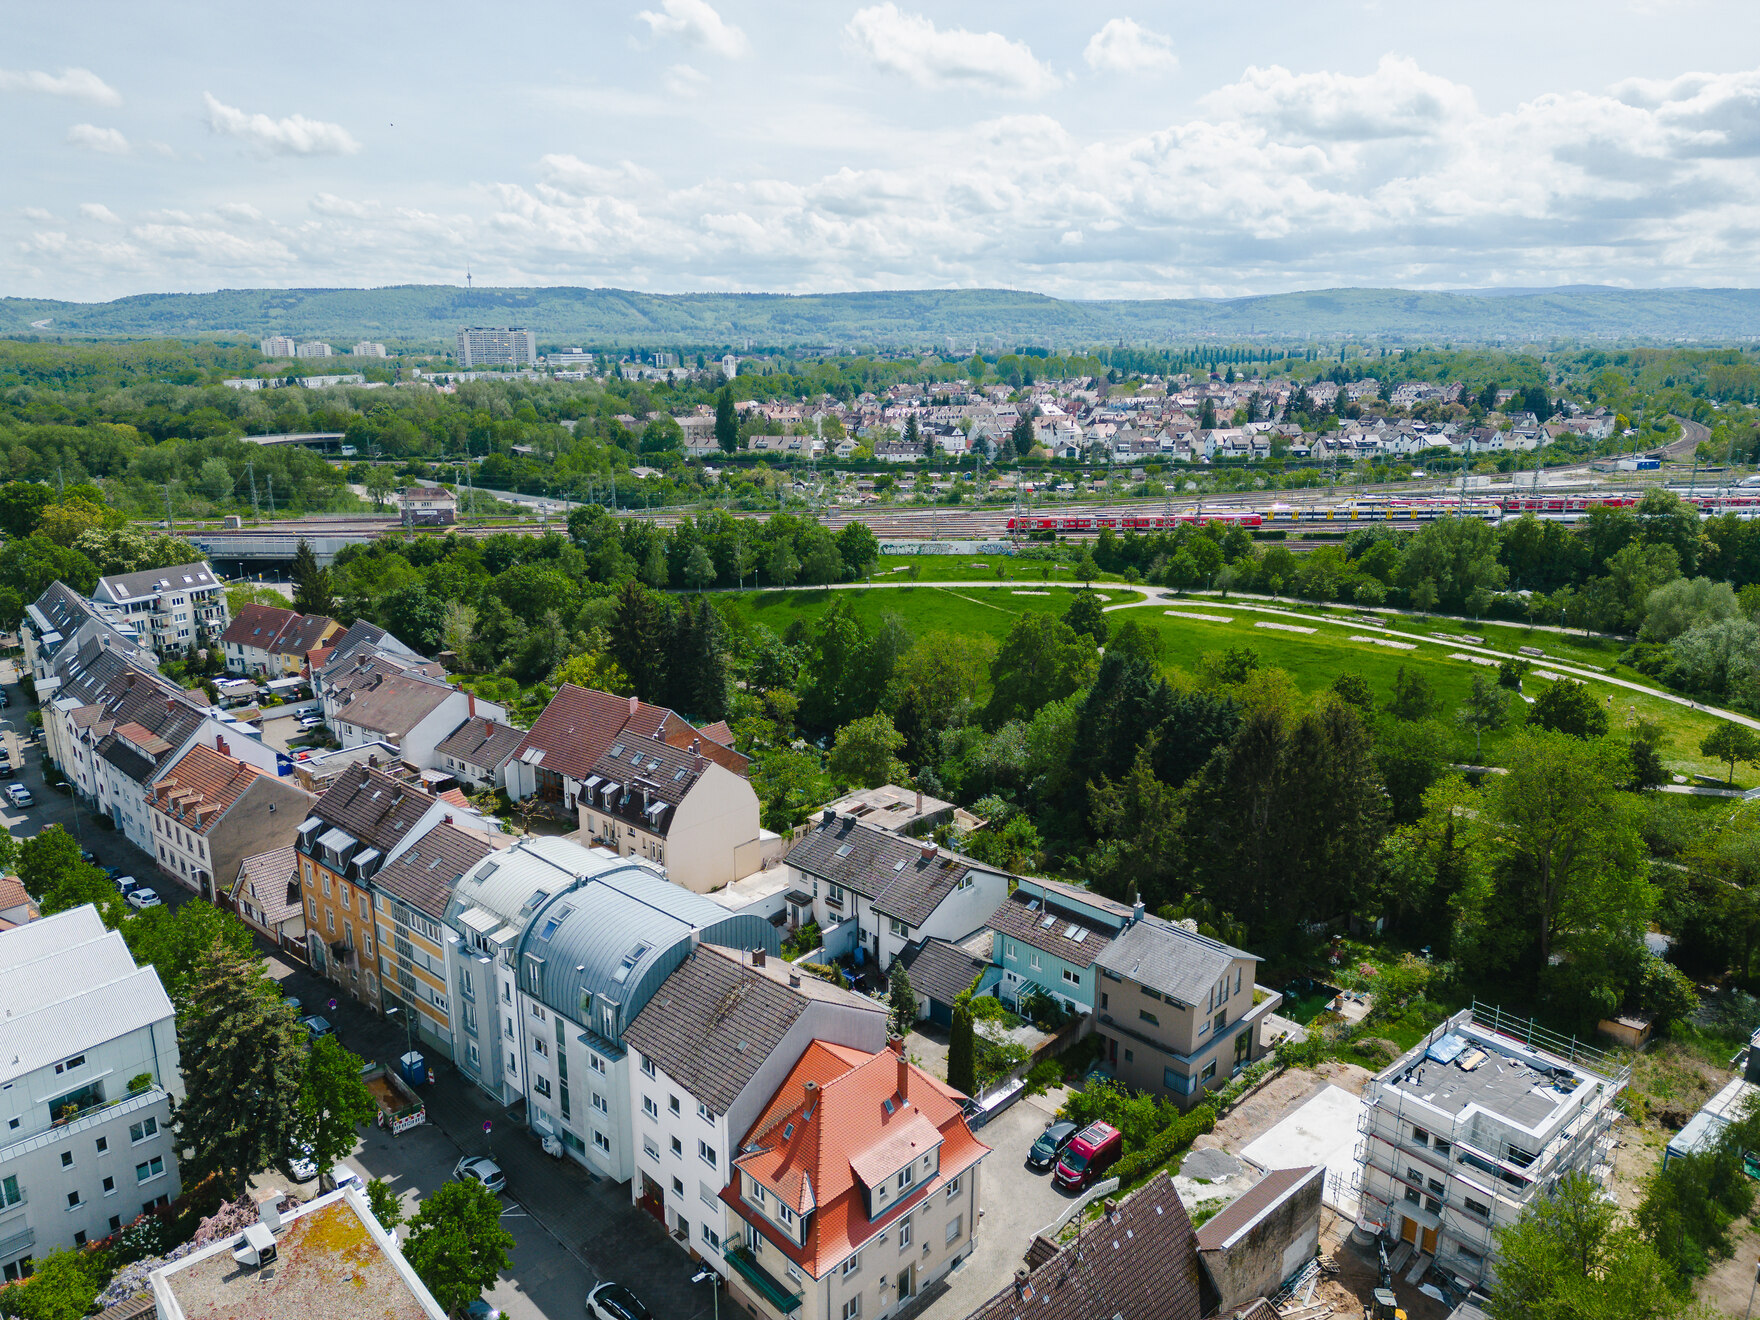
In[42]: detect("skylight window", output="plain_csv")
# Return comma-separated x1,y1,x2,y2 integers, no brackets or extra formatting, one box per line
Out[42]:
1041,914,1057,929
893,858,907,871
609,742,625,758
835,843,853,857
1071,929,1089,944
613,941,652,983
1065,923,1081,938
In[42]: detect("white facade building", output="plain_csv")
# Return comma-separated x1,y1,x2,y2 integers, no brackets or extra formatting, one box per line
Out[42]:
295,341,335,358
260,335,297,358
90,562,230,653
351,342,388,358
455,327,537,369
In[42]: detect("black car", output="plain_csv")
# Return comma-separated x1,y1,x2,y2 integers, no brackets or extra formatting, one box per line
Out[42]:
1027,1120,1080,1172
0,764,11,780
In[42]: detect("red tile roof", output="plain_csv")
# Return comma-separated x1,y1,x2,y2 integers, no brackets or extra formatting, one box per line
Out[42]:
729,1042,989,1278
514,685,751,783
149,744,267,835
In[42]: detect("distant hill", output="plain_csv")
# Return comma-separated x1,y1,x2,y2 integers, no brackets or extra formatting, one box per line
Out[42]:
4,284,1759,348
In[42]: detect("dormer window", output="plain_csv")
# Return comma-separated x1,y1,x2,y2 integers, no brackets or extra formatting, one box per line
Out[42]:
896,1165,915,1191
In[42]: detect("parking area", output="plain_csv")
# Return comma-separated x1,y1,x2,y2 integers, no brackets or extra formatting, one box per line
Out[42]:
912,1089,1076,1320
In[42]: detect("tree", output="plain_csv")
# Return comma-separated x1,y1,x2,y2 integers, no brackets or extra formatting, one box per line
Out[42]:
836,522,880,581
682,543,716,592
827,713,907,789
401,1180,516,1316
365,465,397,511
764,538,800,588
1010,413,1033,455
291,539,335,616
1385,667,1438,722
0,482,53,540
1075,550,1099,585
440,600,478,661
984,614,1096,729
1329,672,1375,714
366,1177,405,1232
1456,672,1510,758
714,385,739,454
1062,588,1107,646
886,966,917,1036
1408,577,1438,615
378,583,446,654
800,541,844,589
174,943,308,1195
1626,716,1668,792
947,996,976,1095
1490,1173,1682,1320
297,1035,377,1185
1700,723,1760,788
122,901,256,1005
1527,679,1609,739
0,1246,107,1320
607,580,673,703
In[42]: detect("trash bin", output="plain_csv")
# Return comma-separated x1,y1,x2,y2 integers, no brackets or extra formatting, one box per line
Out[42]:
400,1051,426,1087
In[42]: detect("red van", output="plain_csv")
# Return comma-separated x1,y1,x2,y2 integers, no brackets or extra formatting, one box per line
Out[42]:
1054,1121,1122,1191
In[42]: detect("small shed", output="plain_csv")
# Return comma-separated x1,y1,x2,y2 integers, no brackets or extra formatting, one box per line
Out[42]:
1597,1013,1655,1050
895,937,987,1027
1196,1165,1325,1316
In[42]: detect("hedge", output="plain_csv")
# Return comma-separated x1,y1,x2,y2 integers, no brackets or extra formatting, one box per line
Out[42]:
1112,1103,1216,1189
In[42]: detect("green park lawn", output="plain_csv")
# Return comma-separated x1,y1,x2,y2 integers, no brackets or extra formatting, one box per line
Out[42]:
1116,604,1751,787
721,583,1141,643
867,553,1128,584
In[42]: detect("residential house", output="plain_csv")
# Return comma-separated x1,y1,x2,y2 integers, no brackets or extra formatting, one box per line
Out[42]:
90,562,229,652
433,717,527,793
893,939,988,1027
146,741,314,901
294,764,500,1006
1354,1007,1627,1288
623,944,889,1263
228,846,304,953
1195,1166,1324,1315
0,879,38,930
987,879,1138,1019
441,837,778,1180
962,1172,1201,1320
371,821,505,1058
323,658,507,771
400,487,457,526
873,439,929,463
310,621,433,706
782,814,1010,970
1090,917,1281,1106
818,784,960,838
719,1038,990,1320
218,604,341,678
148,1185,446,1320
0,906,183,1278
21,582,149,686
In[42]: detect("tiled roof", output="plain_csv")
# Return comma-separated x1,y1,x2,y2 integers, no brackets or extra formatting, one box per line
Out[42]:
308,764,439,852
232,846,300,925
514,684,751,784
731,1043,989,1277
435,716,525,771
986,891,1120,971
0,877,34,915
696,720,735,748
625,945,883,1117
1092,915,1258,1008
96,561,217,602
372,822,499,919
1195,1166,1320,1252
896,938,986,1007
278,612,339,656
149,744,266,835
221,602,300,650
964,1172,1202,1320
330,668,453,738
784,816,983,926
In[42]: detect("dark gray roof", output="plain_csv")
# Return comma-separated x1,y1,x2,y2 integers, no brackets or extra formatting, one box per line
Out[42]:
785,816,987,925
435,717,526,771
96,561,218,600
1194,1166,1320,1251
374,822,498,919
307,764,439,852
897,939,986,1007
625,944,880,1116
964,1172,1202,1320
1091,915,1257,1008
987,890,1120,971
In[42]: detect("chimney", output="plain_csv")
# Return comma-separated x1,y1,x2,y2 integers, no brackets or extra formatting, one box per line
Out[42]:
1103,1199,1118,1220
628,693,639,715
258,1193,284,1233
443,813,453,826
788,973,801,988
753,947,766,968
484,718,493,738
127,672,136,688
916,786,923,814
167,697,177,714
691,738,699,754
368,753,379,768
1131,899,1145,926
802,1079,820,1119
1014,1270,1030,1299
821,807,836,825
467,690,476,719
215,735,229,757
920,842,936,861
897,1050,909,1100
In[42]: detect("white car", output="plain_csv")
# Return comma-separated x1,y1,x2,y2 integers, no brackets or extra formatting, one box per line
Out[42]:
5,784,32,808
287,1145,317,1182
453,1156,505,1194
126,888,162,909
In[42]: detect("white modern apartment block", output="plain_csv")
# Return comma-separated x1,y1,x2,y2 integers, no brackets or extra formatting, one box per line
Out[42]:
260,335,297,358
0,907,183,1279
351,342,388,358
295,342,335,358
90,562,230,652
1353,1005,1628,1290
455,327,537,369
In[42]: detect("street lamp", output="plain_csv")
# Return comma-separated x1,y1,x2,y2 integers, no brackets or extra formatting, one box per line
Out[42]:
386,1004,413,1057
690,1265,721,1320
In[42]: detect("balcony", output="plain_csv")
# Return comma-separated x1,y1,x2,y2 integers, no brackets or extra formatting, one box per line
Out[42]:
724,1245,802,1314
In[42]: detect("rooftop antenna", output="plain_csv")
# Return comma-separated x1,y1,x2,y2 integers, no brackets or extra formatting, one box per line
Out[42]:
466,268,472,289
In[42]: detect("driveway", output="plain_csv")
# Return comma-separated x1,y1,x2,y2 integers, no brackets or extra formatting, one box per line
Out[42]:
910,1089,1074,1320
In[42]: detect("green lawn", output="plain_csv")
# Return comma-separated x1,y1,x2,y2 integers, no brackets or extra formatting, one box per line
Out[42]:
868,554,1129,584
720,583,1142,642
1116,604,1749,785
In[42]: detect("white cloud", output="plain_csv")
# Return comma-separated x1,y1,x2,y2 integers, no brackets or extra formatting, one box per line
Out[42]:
216,202,264,223
310,193,380,218
664,63,709,97
202,93,360,157
1204,54,1476,141
0,67,120,105
130,223,294,267
78,203,121,223
21,207,53,222
1083,19,1178,75
847,4,1060,97
634,0,748,58
66,124,129,154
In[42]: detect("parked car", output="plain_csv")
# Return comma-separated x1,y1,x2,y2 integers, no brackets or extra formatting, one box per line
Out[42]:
585,1283,652,1320
126,888,163,909
286,1144,317,1182
327,1167,364,1195
300,1016,334,1038
1026,1120,1080,1172
0,690,10,707
6,784,33,808
464,1302,503,1320
283,995,302,1017
1054,1121,1123,1191
453,1156,506,1195
0,747,12,764
0,764,13,780
297,713,324,729
80,849,96,864
114,876,140,896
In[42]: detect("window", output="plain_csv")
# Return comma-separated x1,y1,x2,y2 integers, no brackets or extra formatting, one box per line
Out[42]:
1464,1197,1491,1219
889,919,909,939
896,1164,914,1190
60,1152,73,1169
699,1140,716,1169
54,1055,85,1075
1062,969,1080,986
1029,952,1041,971
643,1096,659,1119
534,1077,551,1098
671,1137,683,1157
0,1177,18,1207
102,1177,114,1195
95,1137,107,1154
73,1232,85,1247
592,1055,608,1076
1214,1010,1227,1033
842,1252,862,1278
1411,1126,1429,1146
1406,1167,1424,1185
1139,1009,1160,1026
750,1183,767,1211
1403,1186,1420,1206
644,1138,660,1162
842,1299,862,1320
698,1101,714,1123
701,1224,720,1250
641,1057,656,1079
593,1131,611,1154
533,1037,548,1058
1433,1139,1452,1159
468,1043,481,1067
129,1118,158,1144
136,1157,165,1183
108,1216,121,1232
673,1178,685,1197
701,1182,717,1207
1101,992,1108,1010
1200,1061,1217,1084
898,1218,912,1251
778,1201,796,1227
946,1215,963,1244
67,1191,82,1208
826,884,845,907
945,1176,961,1199
670,1095,681,1115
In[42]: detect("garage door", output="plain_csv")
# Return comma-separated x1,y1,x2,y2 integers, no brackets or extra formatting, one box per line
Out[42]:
929,999,953,1027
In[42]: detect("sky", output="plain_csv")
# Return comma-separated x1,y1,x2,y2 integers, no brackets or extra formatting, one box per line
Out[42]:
6,1,1760,303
